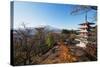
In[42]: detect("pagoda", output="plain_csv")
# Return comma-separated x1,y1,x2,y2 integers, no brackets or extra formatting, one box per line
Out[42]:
76,13,95,47
79,13,95,39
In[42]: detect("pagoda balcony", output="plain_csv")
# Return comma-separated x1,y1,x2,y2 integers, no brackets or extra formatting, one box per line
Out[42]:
79,30,88,32
79,34,88,38
80,26,88,29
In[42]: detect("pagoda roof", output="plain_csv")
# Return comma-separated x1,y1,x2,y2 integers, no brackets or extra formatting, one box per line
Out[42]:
78,26,93,29
79,22,95,25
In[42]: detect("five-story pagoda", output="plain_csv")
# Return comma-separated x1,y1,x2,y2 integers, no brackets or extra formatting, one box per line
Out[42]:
76,13,95,47
79,13,95,39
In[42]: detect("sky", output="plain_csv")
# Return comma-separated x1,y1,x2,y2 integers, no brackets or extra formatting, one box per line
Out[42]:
12,1,96,30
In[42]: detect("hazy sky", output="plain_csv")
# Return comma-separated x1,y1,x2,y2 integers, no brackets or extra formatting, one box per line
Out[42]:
12,1,96,30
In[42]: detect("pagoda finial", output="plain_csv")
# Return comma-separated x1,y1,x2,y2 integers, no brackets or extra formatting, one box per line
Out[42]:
85,12,87,22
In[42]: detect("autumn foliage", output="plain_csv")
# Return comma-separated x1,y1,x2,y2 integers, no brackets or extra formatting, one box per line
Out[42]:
58,41,78,63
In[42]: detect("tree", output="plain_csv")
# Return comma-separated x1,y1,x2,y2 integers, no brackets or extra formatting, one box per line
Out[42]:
13,23,36,65
71,5,97,21
62,29,70,34
46,33,55,48
33,27,49,55
71,6,97,15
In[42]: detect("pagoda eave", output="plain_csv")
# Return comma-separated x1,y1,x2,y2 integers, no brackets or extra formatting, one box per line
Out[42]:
79,27,93,29
79,22,95,25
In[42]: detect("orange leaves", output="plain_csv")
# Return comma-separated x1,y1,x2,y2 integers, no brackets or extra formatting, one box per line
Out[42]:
58,41,77,63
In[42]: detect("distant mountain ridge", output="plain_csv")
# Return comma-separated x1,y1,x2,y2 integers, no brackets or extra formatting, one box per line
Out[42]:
12,25,62,35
